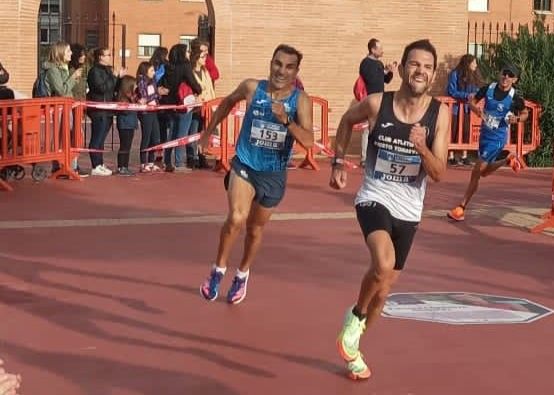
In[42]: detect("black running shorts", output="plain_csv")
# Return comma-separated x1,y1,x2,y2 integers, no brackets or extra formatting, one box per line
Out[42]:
355,201,419,270
224,157,287,208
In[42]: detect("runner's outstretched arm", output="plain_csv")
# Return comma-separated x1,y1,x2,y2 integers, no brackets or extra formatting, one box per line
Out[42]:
334,93,382,159
199,79,257,148
330,93,381,190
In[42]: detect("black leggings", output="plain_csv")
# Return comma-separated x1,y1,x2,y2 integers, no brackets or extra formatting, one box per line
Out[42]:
138,113,160,164
117,128,134,168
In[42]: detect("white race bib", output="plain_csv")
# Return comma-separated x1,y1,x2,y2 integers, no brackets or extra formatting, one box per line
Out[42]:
250,119,287,150
373,149,421,183
483,112,501,129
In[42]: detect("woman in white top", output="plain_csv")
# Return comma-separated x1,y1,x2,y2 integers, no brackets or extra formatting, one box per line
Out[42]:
189,39,216,169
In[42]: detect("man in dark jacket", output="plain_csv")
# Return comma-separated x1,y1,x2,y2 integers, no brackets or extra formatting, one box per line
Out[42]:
358,38,397,167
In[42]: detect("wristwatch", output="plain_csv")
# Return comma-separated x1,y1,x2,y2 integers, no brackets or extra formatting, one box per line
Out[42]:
331,157,345,167
284,116,292,127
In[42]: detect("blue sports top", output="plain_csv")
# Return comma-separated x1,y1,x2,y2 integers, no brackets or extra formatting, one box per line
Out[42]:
480,82,515,139
235,80,300,172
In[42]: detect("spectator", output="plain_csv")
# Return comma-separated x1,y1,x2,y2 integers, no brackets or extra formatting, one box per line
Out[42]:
115,75,138,176
69,43,88,101
447,54,482,166
87,47,126,176
357,38,397,167
150,46,170,162
0,61,14,100
136,61,161,173
159,43,201,172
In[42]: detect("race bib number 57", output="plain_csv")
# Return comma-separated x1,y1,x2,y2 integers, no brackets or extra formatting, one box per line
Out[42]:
373,149,421,183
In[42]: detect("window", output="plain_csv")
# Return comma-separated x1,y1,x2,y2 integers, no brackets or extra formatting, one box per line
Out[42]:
138,34,161,57
85,30,99,48
534,0,552,12
39,26,60,44
468,0,488,12
39,0,61,15
40,28,49,44
468,43,485,59
179,35,196,49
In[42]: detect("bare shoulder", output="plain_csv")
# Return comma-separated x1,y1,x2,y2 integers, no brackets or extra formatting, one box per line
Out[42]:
297,90,311,104
365,92,384,116
241,78,260,93
437,101,450,122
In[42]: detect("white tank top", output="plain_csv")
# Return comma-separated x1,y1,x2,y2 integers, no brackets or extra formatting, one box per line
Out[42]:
355,92,440,222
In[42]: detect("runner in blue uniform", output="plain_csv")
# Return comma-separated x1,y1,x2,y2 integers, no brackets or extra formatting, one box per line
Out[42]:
448,64,528,221
198,44,314,304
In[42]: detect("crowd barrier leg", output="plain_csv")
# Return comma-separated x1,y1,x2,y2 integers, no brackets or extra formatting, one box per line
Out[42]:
0,178,13,191
298,147,320,170
530,150,554,233
215,119,230,172
51,101,79,180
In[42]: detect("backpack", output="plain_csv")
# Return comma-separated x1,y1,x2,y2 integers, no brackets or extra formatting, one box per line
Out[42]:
32,69,49,98
177,81,195,107
353,75,368,102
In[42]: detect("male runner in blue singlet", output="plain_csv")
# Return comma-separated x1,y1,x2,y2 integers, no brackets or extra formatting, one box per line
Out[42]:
198,44,314,304
448,64,528,221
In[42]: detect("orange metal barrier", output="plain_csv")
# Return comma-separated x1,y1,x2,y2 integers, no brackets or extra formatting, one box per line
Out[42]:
0,97,78,191
295,96,329,170
530,146,554,233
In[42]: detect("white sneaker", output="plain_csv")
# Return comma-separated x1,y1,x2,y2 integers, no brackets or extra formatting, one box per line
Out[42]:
91,165,112,176
100,164,113,175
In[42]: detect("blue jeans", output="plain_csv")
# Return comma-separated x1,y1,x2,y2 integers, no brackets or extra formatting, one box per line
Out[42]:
88,111,112,168
164,112,192,167
188,112,203,162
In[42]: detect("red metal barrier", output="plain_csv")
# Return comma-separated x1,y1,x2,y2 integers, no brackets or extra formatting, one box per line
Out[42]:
530,146,554,233
0,97,77,191
295,96,328,170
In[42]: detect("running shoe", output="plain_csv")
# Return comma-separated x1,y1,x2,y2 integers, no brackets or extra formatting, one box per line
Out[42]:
200,269,224,301
226,274,249,304
447,205,465,221
506,154,525,173
337,307,367,362
347,353,372,380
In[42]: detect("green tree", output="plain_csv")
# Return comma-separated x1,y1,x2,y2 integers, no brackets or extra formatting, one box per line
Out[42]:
480,20,554,166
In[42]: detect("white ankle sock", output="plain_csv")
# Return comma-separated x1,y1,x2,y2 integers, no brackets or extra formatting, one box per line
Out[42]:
213,265,226,275
236,269,249,279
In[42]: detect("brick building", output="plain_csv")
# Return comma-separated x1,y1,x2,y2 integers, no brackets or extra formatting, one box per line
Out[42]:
468,0,554,56
109,0,207,75
0,0,512,128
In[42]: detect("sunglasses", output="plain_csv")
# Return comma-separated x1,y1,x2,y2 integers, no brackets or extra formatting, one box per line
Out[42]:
502,70,516,78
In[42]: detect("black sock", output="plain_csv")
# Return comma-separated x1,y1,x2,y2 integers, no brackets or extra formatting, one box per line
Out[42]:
352,306,367,320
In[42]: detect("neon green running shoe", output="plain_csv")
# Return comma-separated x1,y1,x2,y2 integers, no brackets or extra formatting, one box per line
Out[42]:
347,353,371,380
337,306,366,361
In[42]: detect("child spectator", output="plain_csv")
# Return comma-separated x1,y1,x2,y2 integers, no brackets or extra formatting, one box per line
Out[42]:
115,75,138,176
136,61,161,173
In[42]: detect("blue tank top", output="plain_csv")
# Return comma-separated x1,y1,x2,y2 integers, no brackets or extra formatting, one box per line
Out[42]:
235,80,299,171
480,82,515,139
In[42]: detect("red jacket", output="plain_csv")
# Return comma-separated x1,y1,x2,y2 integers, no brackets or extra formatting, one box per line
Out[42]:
205,55,220,82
